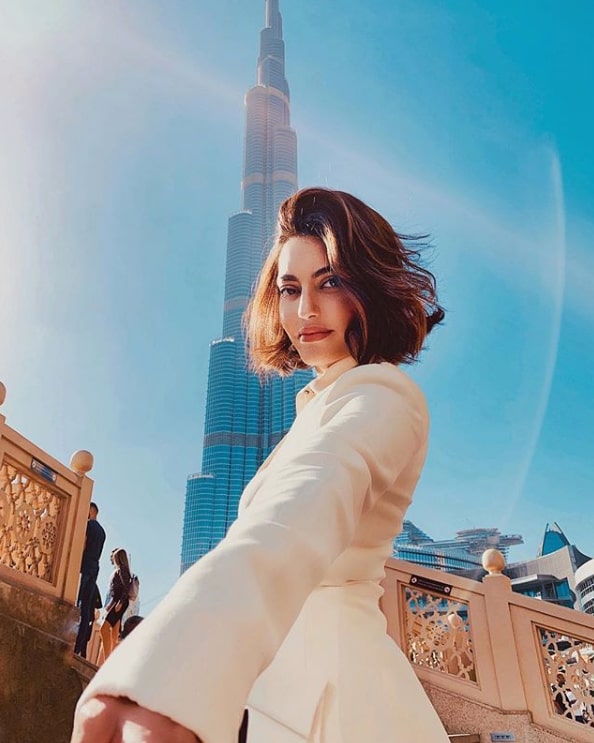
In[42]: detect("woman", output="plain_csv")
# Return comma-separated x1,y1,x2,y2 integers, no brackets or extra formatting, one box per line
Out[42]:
99,547,131,662
72,188,449,742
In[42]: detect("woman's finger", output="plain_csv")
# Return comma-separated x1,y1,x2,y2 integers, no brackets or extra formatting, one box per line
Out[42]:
71,696,201,743
71,696,118,742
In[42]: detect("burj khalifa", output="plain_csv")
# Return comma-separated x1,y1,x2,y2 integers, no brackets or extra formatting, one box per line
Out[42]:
180,0,311,571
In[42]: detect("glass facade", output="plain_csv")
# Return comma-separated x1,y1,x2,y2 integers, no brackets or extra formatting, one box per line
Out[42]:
392,520,524,572
180,1,311,573
538,521,571,556
510,576,575,608
394,546,482,572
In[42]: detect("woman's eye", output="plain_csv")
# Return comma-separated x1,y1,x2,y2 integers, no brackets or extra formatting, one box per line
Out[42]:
279,285,298,296
322,276,340,289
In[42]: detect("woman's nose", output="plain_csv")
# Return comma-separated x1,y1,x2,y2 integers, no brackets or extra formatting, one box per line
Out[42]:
298,289,318,319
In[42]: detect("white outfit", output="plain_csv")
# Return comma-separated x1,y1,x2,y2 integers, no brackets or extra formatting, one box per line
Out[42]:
78,360,449,742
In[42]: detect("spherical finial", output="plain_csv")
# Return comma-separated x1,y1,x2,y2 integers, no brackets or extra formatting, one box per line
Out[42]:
0,382,6,406
70,450,94,475
482,548,506,575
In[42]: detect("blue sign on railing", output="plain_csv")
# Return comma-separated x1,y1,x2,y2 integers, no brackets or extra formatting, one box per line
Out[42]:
31,458,57,484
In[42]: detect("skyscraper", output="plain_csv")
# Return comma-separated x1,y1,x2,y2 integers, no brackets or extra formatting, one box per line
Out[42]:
393,521,524,572
180,1,311,572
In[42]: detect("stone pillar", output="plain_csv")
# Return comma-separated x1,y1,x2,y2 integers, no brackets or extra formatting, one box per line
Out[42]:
481,548,528,711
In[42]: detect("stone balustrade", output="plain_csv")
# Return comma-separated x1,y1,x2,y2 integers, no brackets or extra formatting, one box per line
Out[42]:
0,382,93,604
0,382,95,743
382,549,594,742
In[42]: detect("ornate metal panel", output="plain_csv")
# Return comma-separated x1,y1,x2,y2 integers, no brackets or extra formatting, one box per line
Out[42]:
403,585,477,682
0,460,65,583
538,627,594,726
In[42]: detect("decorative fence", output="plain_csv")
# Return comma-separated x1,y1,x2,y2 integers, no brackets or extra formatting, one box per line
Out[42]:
0,383,93,604
383,552,594,742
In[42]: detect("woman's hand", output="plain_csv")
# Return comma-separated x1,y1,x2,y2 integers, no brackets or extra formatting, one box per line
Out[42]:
71,695,202,743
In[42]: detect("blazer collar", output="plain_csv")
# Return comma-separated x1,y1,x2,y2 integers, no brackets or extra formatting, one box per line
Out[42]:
296,356,358,413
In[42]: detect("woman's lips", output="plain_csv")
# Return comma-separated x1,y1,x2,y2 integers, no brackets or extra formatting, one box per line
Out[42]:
298,329,332,342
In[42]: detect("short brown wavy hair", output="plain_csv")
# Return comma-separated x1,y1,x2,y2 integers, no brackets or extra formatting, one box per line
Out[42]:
245,187,444,375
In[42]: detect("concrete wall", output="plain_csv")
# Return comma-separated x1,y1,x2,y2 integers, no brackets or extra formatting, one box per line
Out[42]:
424,683,579,743
0,574,83,743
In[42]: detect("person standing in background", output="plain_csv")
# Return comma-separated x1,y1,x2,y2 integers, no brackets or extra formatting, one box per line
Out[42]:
100,547,132,662
74,502,106,658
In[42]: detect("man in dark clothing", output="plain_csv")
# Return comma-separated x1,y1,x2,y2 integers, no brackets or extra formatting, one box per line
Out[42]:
554,672,586,723
74,502,106,657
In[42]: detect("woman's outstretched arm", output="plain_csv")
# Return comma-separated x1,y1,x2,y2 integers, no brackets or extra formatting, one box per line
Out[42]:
72,365,427,743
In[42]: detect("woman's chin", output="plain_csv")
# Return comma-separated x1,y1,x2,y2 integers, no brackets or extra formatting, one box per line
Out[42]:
297,352,326,370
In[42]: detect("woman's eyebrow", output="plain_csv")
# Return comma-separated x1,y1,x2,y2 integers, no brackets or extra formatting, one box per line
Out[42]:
278,265,333,283
312,265,333,279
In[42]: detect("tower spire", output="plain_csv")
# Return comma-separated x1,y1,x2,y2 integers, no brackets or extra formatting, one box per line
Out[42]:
258,0,287,92
265,0,282,37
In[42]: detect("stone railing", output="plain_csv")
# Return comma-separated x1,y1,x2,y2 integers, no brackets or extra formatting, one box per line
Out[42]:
382,549,594,742
0,381,97,742
0,382,94,604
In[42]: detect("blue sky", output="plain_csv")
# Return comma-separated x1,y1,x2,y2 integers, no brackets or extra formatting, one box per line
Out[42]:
1,0,593,612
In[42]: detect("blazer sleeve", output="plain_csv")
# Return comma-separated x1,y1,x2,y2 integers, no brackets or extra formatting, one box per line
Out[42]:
77,366,428,743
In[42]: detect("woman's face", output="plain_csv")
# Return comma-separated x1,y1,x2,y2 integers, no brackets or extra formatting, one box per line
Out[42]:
277,235,355,373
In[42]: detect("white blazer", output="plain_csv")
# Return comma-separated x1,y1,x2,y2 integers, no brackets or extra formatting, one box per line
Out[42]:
78,361,449,743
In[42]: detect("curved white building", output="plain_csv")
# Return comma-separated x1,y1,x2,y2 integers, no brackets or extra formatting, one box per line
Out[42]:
575,558,594,615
